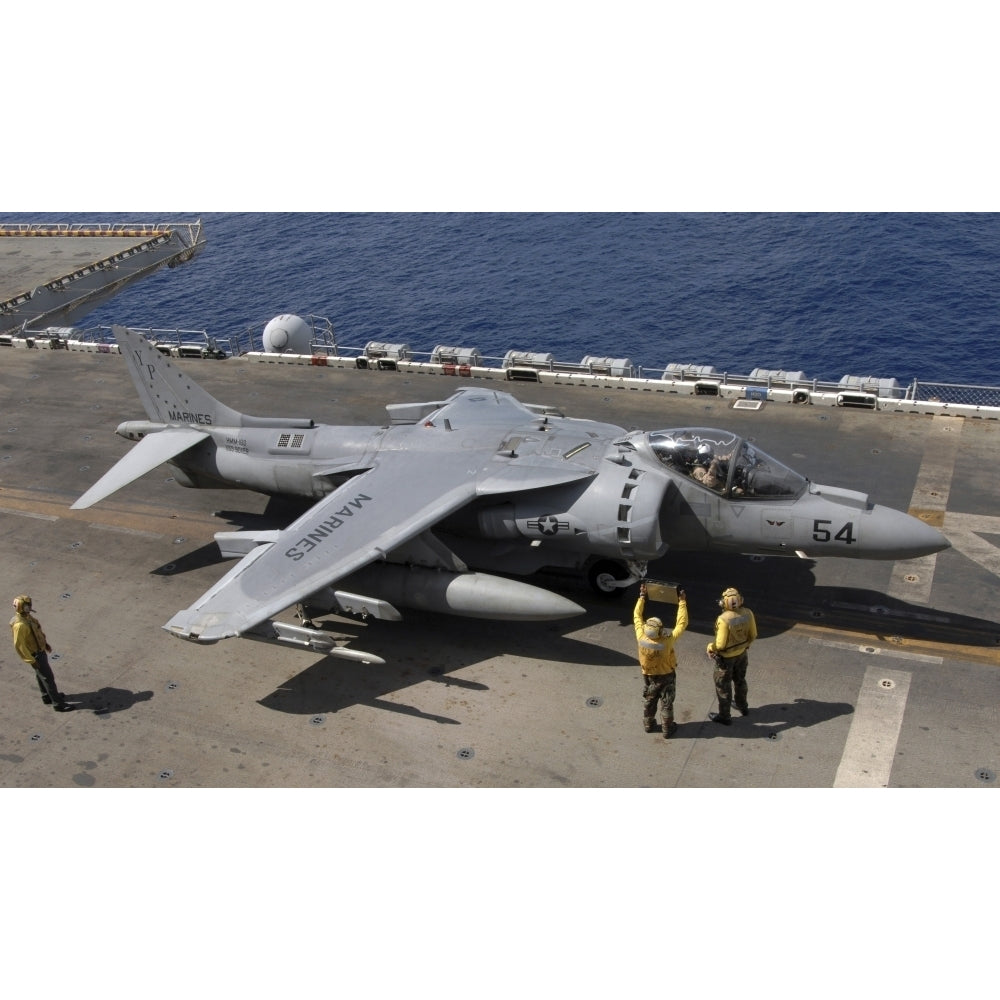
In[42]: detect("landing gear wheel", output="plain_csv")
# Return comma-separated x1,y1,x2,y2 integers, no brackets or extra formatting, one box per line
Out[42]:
588,560,629,598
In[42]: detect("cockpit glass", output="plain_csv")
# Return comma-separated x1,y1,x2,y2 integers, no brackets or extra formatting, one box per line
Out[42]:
647,429,806,499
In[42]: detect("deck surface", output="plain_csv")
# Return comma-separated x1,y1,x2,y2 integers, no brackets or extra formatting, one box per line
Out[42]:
0,232,157,302
1,348,997,787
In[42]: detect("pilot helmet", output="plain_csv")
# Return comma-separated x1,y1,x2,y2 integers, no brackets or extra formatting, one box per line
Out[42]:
720,587,743,611
12,595,32,615
696,443,713,465
644,617,663,637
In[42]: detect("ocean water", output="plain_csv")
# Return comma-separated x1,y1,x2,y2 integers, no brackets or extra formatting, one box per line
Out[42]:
8,212,1000,385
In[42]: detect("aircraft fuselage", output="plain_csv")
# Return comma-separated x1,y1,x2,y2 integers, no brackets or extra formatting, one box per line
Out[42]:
123,406,948,571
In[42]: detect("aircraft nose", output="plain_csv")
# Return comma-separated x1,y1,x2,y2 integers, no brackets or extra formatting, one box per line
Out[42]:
866,505,950,560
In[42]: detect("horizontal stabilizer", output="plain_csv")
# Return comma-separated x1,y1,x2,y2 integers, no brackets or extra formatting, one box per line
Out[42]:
72,428,209,509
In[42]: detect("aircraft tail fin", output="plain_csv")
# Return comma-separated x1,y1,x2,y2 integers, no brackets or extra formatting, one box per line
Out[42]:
113,325,244,427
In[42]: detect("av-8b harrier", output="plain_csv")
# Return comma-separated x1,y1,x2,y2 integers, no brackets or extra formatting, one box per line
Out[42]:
73,327,949,660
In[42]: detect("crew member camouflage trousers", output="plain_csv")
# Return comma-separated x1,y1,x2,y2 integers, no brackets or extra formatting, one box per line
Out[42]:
712,651,749,720
643,671,676,727
30,651,63,706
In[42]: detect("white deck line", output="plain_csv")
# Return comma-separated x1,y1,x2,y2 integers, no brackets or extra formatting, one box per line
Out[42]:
833,665,913,788
888,414,961,605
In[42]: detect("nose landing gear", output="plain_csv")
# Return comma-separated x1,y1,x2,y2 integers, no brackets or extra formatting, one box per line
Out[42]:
587,559,646,597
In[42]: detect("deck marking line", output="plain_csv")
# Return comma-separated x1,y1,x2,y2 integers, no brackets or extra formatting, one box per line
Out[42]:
0,506,59,522
889,415,961,605
942,512,1000,579
87,522,163,540
809,637,942,664
833,665,912,788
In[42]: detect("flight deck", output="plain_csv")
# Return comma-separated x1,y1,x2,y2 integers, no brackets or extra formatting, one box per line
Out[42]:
0,222,204,337
1,347,997,787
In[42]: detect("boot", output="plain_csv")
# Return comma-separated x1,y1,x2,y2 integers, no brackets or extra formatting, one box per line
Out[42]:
643,717,659,733
663,721,678,739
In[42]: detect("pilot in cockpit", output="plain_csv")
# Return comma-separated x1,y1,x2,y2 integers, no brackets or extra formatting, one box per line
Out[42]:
691,443,729,492
650,431,804,501
651,436,729,492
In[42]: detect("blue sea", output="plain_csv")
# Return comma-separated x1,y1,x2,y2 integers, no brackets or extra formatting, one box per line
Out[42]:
8,212,1000,386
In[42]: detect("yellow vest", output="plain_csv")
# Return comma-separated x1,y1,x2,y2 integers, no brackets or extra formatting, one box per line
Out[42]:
709,607,757,659
10,613,47,665
633,595,688,675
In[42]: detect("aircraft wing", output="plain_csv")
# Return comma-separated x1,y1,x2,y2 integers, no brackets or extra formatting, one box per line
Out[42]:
71,428,209,510
163,450,486,642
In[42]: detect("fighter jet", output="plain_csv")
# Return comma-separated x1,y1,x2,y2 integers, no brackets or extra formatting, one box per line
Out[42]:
73,326,950,659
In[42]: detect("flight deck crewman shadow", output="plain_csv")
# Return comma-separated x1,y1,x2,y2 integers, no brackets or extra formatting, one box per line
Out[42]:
700,699,855,740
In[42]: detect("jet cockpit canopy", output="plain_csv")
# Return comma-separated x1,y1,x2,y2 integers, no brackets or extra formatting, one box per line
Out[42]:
647,428,807,499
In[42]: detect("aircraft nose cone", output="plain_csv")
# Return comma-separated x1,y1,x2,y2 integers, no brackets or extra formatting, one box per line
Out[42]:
868,505,950,560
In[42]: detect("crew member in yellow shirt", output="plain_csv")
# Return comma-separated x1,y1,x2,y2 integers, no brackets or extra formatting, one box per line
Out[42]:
633,582,688,738
10,595,72,712
707,587,757,725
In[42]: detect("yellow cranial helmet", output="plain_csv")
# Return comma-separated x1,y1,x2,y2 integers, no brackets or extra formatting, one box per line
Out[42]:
720,588,743,611
644,617,663,636
12,595,32,614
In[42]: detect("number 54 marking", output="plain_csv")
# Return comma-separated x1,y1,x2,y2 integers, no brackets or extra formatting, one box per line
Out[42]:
812,519,857,544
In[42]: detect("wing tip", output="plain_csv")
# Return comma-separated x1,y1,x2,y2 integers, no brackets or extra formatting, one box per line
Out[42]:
163,610,239,644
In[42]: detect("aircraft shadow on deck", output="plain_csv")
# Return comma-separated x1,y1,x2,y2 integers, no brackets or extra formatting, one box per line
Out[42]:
149,502,312,577
245,547,1000,718
257,604,859,733
641,551,1000,648
152,542,228,576
137,511,995,717
258,608,635,718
